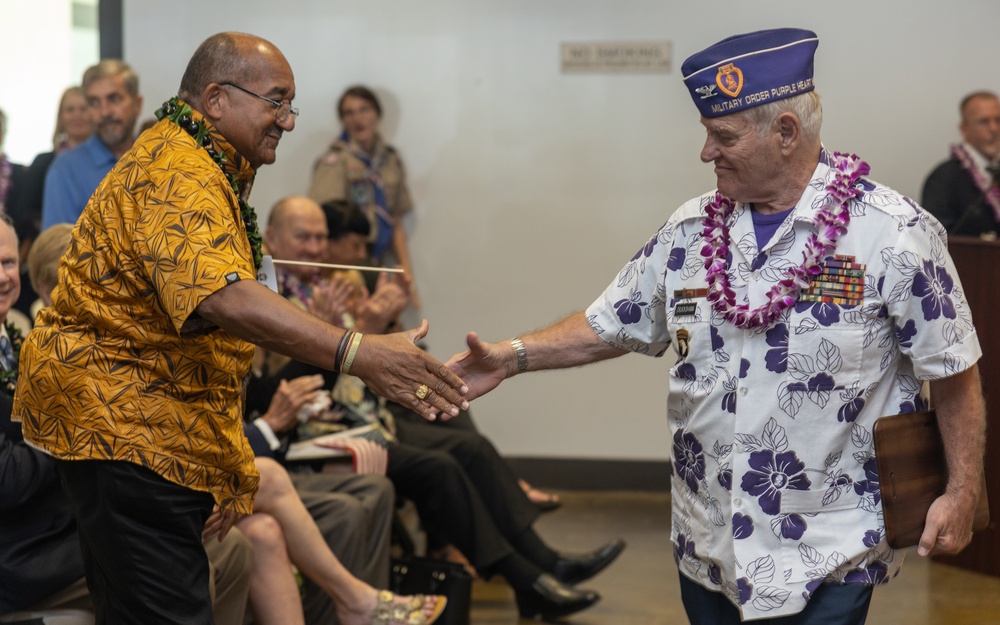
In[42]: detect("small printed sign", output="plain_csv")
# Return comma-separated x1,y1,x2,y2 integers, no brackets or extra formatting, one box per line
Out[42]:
257,255,279,293
561,41,671,73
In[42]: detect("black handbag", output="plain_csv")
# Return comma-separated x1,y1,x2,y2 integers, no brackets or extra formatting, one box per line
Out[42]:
389,556,473,625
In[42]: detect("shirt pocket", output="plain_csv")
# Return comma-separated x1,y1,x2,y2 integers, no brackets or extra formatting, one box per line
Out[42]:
781,309,866,423
668,303,721,398
778,487,878,583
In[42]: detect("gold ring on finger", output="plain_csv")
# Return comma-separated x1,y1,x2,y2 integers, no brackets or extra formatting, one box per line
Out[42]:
415,384,430,400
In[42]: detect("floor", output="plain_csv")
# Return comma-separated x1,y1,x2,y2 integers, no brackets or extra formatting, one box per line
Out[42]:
466,490,1000,624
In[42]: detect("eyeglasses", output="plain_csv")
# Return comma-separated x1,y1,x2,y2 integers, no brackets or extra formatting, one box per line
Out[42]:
221,82,299,123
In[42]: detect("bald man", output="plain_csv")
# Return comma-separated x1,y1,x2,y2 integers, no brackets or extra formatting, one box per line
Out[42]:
15,33,469,624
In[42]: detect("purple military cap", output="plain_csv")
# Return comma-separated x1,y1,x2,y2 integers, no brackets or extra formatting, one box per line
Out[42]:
681,28,819,118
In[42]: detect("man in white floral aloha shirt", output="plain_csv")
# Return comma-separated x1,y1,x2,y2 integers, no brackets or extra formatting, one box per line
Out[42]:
442,28,987,625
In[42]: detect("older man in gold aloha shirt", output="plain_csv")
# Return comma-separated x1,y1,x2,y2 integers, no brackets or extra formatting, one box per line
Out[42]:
14,110,260,513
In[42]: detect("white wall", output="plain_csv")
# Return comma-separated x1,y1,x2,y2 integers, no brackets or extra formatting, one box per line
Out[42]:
0,0,99,164
121,0,1000,462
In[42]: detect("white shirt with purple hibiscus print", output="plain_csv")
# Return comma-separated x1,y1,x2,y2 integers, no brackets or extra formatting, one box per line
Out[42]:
585,154,982,620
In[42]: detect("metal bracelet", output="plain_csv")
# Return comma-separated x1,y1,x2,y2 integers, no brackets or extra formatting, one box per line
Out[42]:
511,337,528,374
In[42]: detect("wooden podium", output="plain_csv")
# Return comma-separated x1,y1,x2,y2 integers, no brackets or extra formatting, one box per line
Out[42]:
931,236,1000,577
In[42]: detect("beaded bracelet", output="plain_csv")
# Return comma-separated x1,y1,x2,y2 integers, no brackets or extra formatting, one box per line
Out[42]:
334,331,354,373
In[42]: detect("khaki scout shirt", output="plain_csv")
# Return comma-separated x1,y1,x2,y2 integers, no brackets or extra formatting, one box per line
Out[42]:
308,135,413,243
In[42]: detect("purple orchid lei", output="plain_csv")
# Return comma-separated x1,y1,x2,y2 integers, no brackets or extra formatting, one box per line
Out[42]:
950,143,1000,222
699,152,870,329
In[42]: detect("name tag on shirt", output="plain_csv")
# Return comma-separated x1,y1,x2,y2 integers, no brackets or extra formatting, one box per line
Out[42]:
675,301,698,317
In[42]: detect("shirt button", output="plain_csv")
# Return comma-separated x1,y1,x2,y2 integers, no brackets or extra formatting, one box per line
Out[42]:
735,444,746,454
739,387,748,397
733,498,743,508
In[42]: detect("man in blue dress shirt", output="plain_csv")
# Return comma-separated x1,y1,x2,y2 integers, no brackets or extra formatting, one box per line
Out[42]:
41,59,143,229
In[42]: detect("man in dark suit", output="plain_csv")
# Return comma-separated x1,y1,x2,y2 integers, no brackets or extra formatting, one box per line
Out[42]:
922,91,1000,236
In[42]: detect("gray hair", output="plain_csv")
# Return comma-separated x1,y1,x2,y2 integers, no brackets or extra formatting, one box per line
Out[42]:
82,59,140,97
742,91,823,140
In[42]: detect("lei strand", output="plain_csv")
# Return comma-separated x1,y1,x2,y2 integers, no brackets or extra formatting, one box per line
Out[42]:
155,98,263,270
950,143,1000,223
699,151,870,329
0,321,24,395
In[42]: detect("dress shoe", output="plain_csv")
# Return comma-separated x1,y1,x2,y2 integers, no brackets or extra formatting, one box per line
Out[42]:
516,573,600,621
551,538,626,585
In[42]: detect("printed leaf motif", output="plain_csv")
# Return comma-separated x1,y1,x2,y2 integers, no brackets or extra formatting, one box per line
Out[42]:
617,263,638,288
881,249,921,277
777,382,804,418
799,543,825,568
769,516,784,538
822,486,843,507
794,318,819,335
770,230,796,257
898,375,920,394
886,279,912,305
762,418,788,452
708,497,725,526
853,451,872,464
880,350,894,371
807,389,831,409
734,433,762,452
737,232,756,259
753,587,791,610
761,259,798,282
786,354,816,381
825,451,842,467
747,556,776,584
943,351,966,376
860,498,879,513
825,551,847,571
714,441,733,458
815,339,843,374
851,424,872,448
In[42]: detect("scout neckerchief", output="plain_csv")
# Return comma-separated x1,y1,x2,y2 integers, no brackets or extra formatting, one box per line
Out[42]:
337,130,395,260
951,143,1000,223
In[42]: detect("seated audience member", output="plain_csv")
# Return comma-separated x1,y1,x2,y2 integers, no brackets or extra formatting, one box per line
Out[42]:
921,90,1000,236
240,457,447,625
252,196,624,621
0,108,32,325
13,86,93,258
26,223,74,317
1,214,253,625
308,86,420,308
322,200,562,511
0,108,28,218
42,60,143,229
243,373,398,624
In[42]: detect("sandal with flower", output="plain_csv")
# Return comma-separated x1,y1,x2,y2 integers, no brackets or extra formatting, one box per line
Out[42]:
372,590,448,625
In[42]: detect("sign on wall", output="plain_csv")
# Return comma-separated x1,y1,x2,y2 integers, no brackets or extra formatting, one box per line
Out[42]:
561,41,671,73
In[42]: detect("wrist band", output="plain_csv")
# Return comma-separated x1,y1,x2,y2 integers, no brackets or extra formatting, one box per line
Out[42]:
334,331,353,373
341,332,364,375
511,337,528,374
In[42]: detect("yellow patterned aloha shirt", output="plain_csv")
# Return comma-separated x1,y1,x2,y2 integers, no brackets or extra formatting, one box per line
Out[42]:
14,108,260,513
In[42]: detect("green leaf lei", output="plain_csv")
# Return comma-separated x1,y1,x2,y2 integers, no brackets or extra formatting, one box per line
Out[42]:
155,97,263,270
0,321,23,395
